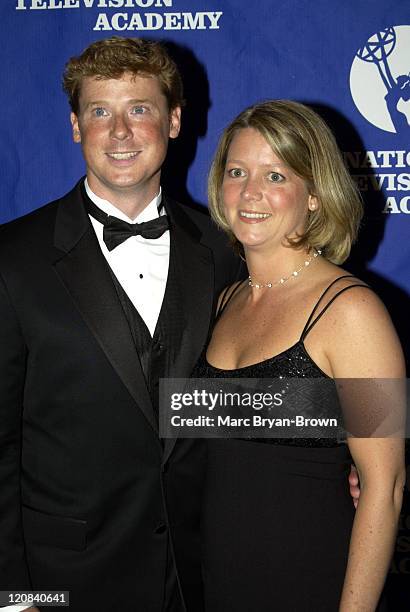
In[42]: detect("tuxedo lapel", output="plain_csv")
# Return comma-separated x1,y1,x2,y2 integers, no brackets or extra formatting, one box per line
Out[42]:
52,183,159,438
167,224,214,379
162,198,215,462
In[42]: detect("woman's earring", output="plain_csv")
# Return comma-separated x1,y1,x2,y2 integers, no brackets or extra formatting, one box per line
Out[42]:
308,195,318,212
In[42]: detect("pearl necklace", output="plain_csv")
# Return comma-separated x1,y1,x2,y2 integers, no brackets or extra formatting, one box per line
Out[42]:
248,249,322,289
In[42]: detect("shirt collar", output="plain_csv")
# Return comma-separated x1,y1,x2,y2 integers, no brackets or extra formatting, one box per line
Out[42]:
84,178,163,224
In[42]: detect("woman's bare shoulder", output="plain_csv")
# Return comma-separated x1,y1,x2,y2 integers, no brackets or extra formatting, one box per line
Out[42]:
321,280,404,378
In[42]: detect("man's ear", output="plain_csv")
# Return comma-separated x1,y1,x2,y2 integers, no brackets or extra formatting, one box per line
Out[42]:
70,113,81,143
169,106,181,139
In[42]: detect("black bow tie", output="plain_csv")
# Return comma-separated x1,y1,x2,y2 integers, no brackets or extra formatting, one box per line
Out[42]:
85,194,170,251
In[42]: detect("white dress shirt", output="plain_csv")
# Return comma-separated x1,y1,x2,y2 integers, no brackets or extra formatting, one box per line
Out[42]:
85,179,170,336
7,183,171,612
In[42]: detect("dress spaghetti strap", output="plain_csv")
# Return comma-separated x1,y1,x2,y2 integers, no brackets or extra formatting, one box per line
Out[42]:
300,275,371,342
216,279,247,319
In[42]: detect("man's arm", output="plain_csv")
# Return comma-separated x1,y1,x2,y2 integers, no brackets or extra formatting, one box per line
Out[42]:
0,272,31,592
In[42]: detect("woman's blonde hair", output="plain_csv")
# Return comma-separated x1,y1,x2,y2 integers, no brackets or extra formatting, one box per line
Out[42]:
208,100,362,264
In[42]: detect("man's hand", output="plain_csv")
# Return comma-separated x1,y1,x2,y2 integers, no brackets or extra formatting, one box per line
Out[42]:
349,464,360,508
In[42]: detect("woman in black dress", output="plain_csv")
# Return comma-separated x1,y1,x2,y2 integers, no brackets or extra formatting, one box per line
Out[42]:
193,101,405,611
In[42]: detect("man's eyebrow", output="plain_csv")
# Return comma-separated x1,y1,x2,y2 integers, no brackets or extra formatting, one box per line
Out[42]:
85,100,107,108
84,98,153,109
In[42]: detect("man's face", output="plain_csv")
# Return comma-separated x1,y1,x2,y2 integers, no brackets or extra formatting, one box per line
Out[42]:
71,72,181,209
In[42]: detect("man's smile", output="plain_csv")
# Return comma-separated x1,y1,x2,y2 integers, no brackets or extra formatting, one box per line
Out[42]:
106,151,140,160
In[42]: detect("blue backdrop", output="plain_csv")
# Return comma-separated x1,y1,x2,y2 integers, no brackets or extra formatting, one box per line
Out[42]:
1,0,409,607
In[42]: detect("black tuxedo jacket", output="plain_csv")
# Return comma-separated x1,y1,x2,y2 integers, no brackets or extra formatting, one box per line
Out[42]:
0,181,242,611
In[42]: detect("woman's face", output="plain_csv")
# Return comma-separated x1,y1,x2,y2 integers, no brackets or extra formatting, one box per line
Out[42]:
222,127,316,251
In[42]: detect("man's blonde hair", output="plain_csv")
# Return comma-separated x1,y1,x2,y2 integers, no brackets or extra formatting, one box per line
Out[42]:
63,36,184,114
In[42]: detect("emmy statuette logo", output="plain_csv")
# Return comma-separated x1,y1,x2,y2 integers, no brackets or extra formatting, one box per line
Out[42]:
350,26,410,133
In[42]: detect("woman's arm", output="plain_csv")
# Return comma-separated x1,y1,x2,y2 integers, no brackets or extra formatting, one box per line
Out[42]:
340,437,404,611
325,287,406,611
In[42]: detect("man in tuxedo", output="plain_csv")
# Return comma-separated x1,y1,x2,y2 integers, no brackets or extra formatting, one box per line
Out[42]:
0,37,242,611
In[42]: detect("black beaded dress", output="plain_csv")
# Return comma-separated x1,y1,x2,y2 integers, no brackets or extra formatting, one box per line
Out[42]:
192,276,372,612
